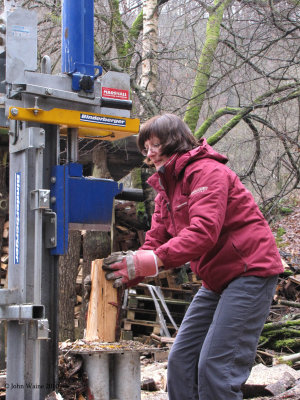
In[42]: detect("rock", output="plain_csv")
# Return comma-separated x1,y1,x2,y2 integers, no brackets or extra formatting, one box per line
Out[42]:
246,363,300,386
265,371,296,395
141,361,168,392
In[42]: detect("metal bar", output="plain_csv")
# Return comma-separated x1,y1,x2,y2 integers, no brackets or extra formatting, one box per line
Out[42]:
8,106,140,136
40,124,60,395
0,289,21,305
24,84,98,105
115,188,144,202
0,305,44,320
67,128,78,163
32,139,44,400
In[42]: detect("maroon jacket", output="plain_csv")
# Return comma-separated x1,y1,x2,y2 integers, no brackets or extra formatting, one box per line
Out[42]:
140,139,283,293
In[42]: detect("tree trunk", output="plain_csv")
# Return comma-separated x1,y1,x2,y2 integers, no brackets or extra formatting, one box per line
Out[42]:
58,230,81,342
106,0,143,71
92,146,112,179
184,0,232,133
140,0,159,114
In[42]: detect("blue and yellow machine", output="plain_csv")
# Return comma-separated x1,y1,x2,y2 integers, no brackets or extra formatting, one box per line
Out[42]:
0,1,140,398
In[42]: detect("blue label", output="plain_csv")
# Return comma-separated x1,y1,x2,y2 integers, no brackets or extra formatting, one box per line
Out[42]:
80,113,126,127
14,172,21,264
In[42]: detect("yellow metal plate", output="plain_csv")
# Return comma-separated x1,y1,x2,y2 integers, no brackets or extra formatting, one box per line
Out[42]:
8,106,140,140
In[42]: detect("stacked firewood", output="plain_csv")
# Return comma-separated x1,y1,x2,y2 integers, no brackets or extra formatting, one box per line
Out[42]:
114,201,148,251
0,221,9,289
256,254,300,368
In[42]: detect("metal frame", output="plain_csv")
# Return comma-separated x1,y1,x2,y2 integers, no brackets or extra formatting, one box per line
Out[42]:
0,2,140,398
4,120,59,399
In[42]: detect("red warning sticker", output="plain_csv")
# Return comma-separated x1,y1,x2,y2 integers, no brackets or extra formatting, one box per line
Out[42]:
102,87,129,100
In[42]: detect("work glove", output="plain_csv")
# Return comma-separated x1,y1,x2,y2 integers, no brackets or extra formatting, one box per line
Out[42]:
102,250,159,288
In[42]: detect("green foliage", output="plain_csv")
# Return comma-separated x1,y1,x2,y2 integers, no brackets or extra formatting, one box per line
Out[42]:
136,201,145,216
279,207,293,216
273,338,300,350
275,226,286,247
49,13,61,26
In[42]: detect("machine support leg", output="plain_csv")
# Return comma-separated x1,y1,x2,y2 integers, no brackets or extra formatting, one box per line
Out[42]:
83,351,141,400
5,125,59,399
83,354,110,400
114,352,141,400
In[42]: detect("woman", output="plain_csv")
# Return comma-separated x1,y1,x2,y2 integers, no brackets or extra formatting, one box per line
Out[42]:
103,114,283,400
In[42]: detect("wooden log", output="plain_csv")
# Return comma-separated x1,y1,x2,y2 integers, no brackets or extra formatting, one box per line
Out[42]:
85,259,118,342
150,333,175,344
262,319,300,333
275,352,300,365
141,378,157,391
2,220,9,239
278,299,300,308
0,263,7,271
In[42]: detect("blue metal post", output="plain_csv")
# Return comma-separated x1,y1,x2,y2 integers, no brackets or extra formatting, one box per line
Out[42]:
61,0,94,75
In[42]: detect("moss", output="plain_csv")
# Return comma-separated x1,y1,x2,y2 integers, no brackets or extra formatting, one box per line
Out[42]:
263,327,300,339
273,338,300,350
131,168,142,188
275,226,286,248
184,0,232,133
262,319,300,333
279,206,293,215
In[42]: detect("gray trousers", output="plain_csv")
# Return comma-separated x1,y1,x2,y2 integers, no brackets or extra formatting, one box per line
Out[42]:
167,275,278,400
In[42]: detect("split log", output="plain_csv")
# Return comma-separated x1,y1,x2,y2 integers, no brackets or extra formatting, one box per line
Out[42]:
2,221,8,239
85,259,118,342
141,378,157,391
150,333,175,344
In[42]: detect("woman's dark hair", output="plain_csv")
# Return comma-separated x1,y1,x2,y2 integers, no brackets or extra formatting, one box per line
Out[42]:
138,114,198,157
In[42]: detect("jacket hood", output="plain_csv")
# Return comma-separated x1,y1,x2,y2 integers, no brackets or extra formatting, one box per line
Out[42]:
174,138,228,176
147,138,228,191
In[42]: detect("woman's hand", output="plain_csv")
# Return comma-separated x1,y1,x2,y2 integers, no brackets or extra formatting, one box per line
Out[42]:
102,250,162,288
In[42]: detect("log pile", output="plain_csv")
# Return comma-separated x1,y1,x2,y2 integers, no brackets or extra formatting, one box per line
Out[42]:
256,263,300,369
114,201,148,251
0,220,9,289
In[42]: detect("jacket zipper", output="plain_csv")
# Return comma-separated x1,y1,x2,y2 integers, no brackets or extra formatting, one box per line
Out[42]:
232,243,248,272
167,203,177,235
176,201,188,209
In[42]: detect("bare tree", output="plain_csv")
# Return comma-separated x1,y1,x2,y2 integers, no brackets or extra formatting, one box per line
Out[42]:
4,0,299,210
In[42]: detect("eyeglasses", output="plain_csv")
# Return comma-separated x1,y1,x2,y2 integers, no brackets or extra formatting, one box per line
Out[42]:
141,143,161,156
